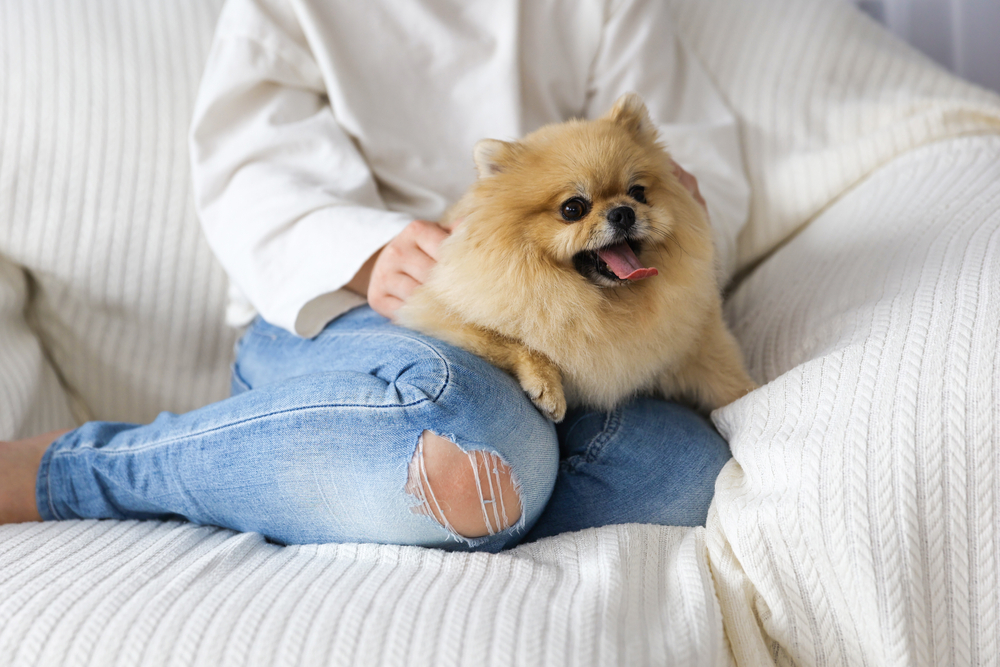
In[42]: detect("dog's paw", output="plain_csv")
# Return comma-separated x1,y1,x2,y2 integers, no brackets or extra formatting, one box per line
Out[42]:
528,384,567,423
525,382,567,423
517,357,566,423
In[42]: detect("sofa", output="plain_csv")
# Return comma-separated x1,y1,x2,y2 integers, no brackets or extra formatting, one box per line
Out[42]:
2,0,999,665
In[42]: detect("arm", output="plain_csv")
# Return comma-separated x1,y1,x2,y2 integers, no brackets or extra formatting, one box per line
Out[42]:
584,0,749,284
190,0,414,337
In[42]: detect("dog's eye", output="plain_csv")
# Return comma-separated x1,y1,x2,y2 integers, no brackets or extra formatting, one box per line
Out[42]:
628,185,647,204
560,197,590,222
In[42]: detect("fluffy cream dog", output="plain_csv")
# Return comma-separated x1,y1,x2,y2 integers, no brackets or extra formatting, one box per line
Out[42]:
397,94,755,422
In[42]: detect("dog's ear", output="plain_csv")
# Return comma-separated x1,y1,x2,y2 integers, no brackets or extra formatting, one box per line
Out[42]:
473,139,513,178
605,93,657,142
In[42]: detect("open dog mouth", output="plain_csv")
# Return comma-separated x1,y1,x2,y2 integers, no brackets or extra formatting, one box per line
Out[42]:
573,239,659,286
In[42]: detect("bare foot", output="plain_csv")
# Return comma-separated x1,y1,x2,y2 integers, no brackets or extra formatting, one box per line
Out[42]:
0,429,70,524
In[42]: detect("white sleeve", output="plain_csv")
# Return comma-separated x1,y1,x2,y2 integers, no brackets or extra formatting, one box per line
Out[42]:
189,0,412,337
584,0,749,284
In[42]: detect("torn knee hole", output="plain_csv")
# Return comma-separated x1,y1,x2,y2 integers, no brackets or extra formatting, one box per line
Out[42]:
405,430,522,539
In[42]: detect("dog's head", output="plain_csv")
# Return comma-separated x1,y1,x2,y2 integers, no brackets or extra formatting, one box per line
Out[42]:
464,93,697,290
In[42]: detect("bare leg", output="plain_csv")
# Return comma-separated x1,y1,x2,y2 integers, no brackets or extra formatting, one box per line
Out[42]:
0,429,69,524
406,431,522,538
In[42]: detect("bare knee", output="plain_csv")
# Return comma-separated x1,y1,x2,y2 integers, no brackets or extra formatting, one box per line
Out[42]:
405,430,522,539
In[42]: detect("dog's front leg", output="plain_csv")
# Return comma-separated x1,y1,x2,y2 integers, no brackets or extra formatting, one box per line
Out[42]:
505,345,566,423
436,323,566,422
397,302,566,421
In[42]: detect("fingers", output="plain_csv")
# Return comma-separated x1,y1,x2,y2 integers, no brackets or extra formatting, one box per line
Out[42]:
367,219,449,320
409,219,450,262
372,293,405,316
383,220,443,282
670,159,707,213
381,271,421,303
377,240,435,285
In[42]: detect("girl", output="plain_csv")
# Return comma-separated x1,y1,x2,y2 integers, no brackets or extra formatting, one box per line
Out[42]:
0,0,747,551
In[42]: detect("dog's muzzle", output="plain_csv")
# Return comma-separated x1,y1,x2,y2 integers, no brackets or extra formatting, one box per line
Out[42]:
572,207,659,286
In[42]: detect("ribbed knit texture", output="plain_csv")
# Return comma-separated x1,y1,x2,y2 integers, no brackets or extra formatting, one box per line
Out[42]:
0,521,726,667
672,0,1000,273
0,259,74,438
3,1,1000,666
712,135,1000,666
0,0,234,426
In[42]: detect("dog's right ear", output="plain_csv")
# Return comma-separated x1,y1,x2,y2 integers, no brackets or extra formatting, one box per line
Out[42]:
605,93,657,143
473,139,512,178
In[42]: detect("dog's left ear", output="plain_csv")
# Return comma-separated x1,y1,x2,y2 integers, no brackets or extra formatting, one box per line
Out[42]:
473,139,513,178
605,93,657,142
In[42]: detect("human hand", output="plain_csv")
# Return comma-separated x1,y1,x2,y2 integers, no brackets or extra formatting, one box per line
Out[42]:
363,219,450,320
670,159,707,215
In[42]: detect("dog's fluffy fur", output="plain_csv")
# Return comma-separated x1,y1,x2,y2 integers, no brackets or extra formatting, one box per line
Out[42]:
397,94,755,422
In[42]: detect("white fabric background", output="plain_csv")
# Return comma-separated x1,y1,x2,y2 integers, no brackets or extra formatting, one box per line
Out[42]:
0,259,74,439
0,0,237,429
850,0,1000,95
2,1,1000,665
0,521,729,667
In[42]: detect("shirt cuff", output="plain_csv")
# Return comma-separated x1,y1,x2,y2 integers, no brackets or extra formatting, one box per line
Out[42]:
294,289,369,338
244,206,413,337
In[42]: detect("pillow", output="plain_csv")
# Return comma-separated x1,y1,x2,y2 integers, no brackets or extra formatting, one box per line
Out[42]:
0,258,74,438
670,0,1000,273
710,135,1000,666
0,0,237,424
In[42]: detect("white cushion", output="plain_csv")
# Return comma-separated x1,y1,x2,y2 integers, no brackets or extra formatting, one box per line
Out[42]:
0,258,74,438
0,0,235,424
711,135,1000,666
671,0,1000,272
0,521,727,667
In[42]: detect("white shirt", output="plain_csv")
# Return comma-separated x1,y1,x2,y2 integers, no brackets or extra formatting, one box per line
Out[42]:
190,0,749,338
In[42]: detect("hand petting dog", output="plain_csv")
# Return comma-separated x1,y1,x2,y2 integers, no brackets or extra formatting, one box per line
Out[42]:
356,219,450,320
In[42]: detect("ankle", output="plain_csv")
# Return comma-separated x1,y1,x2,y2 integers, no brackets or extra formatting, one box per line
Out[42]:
0,429,69,524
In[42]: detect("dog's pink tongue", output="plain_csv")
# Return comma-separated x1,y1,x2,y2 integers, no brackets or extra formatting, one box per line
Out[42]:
597,243,659,280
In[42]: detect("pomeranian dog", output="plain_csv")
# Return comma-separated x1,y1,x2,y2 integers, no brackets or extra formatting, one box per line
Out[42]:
397,93,755,422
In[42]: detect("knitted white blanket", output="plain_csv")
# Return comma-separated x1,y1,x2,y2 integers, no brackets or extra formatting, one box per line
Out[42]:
714,135,1000,667
0,521,725,666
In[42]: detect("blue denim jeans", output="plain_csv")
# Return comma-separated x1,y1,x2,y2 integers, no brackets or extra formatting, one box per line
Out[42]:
37,306,731,551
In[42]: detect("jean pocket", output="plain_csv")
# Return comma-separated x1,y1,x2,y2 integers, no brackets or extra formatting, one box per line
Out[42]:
230,361,252,396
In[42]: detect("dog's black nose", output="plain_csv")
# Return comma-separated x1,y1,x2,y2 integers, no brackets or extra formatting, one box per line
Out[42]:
607,206,635,231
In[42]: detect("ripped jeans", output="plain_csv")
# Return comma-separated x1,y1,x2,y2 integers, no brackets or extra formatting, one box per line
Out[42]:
36,306,731,552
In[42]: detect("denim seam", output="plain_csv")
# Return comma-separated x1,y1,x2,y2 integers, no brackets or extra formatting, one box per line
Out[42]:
230,362,252,393
583,408,623,463
561,408,623,473
39,444,62,520
337,332,457,399
53,394,458,459
238,330,452,403
248,327,448,353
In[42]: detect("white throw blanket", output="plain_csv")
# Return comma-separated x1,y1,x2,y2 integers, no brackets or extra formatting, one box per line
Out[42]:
714,135,1000,667
0,521,725,666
